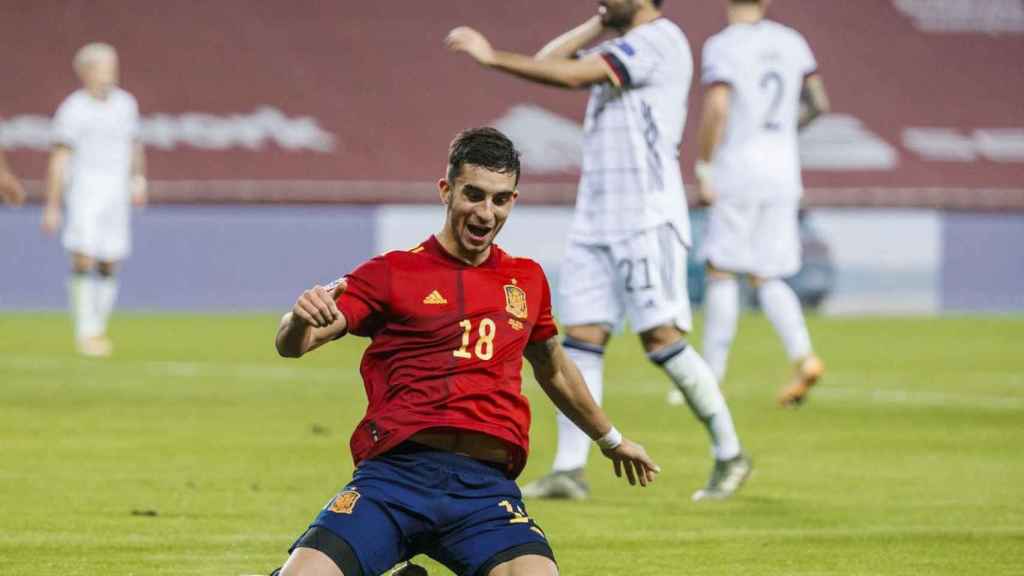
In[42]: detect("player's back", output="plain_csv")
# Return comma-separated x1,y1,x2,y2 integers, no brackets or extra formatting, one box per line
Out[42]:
575,18,693,245
702,20,816,199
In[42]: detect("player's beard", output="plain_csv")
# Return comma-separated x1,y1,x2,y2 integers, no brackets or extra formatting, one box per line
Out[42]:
443,206,500,263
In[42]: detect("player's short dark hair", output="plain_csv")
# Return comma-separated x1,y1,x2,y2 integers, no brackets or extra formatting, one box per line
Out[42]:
653,0,664,7
447,127,521,186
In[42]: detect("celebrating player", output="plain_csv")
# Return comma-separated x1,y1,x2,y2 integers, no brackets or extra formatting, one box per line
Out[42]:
695,0,830,406
271,128,658,576
447,0,751,502
0,148,25,205
41,43,146,357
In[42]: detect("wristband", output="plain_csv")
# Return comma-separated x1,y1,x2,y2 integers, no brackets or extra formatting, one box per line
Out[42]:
694,160,712,184
596,426,623,450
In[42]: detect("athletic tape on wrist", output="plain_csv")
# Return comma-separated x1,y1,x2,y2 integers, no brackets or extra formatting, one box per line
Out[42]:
596,426,623,450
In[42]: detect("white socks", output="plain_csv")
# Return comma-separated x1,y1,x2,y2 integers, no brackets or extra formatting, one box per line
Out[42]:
69,272,118,340
651,343,742,461
94,275,119,335
70,273,99,340
703,276,740,382
758,279,812,362
552,340,604,472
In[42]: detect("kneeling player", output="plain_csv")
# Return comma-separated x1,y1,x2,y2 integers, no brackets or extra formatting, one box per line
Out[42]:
271,128,658,576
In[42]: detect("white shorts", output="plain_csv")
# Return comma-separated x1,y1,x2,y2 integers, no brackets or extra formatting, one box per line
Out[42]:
558,223,692,334
62,196,132,262
701,195,801,279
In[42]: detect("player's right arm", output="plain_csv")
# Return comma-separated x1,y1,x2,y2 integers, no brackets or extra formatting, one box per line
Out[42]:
0,149,25,206
695,83,730,207
525,336,661,487
798,73,830,130
446,26,614,90
535,15,606,60
276,282,348,358
41,145,70,234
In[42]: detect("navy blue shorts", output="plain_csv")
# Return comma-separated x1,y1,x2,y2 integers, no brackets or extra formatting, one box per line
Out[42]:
292,443,554,576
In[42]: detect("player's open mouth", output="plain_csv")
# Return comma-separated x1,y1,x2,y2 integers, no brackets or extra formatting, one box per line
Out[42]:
466,223,491,242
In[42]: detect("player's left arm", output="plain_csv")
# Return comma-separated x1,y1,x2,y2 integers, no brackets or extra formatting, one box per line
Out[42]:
695,83,731,206
798,73,830,130
0,149,26,206
446,26,613,90
131,141,147,206
525,337,661,486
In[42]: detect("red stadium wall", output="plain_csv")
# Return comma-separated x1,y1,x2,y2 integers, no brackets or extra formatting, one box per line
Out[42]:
2,0,1022,207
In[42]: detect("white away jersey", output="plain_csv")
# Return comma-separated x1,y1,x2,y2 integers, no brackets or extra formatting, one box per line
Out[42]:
702,20,817,199
573,18,693,245
53,87,140,204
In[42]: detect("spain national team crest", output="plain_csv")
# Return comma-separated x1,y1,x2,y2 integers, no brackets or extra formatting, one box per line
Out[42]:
329,490,360,515
504,284,528,319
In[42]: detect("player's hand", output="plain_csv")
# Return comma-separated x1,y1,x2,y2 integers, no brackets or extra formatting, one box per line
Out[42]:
0,171,25,206
131,175,148,207
601,438,660,487
445,27,496,66
41,204,62,234
290,280,346,329
697,179,717,207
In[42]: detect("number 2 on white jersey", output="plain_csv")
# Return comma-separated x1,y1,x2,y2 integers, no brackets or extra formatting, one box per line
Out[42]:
760,70,784,131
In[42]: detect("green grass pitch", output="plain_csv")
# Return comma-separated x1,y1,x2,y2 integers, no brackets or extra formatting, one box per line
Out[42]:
2,313,1022,575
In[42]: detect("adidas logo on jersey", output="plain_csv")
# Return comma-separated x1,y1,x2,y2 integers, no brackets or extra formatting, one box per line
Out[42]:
422,290,448,305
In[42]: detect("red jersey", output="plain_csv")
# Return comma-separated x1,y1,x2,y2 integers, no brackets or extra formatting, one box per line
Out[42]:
335,235,558,478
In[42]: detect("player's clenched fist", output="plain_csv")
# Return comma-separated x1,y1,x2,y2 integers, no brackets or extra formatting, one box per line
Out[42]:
290,280,346,329
445,26,496,66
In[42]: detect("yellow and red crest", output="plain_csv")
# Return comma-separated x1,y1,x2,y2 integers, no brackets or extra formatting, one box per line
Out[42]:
329,490,361,515
504,284,528,319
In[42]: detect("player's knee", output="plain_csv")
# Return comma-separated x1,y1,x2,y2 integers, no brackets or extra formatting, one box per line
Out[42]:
564,324,610,347
283,527,362,576
96,261,118,278
705,263,735,282
639,324,685,353
71,254,95,274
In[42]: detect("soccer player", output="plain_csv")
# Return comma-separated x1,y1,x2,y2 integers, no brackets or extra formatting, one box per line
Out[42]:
0,148,25,205
447,0,751,502
695,0,831,406
41,43,146,357
271,128,658,576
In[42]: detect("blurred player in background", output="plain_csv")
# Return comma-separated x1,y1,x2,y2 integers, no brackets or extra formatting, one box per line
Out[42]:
41,43,146,357
447,0,751,503
271,128,658,576
0,148,25,205
695,0,830,405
